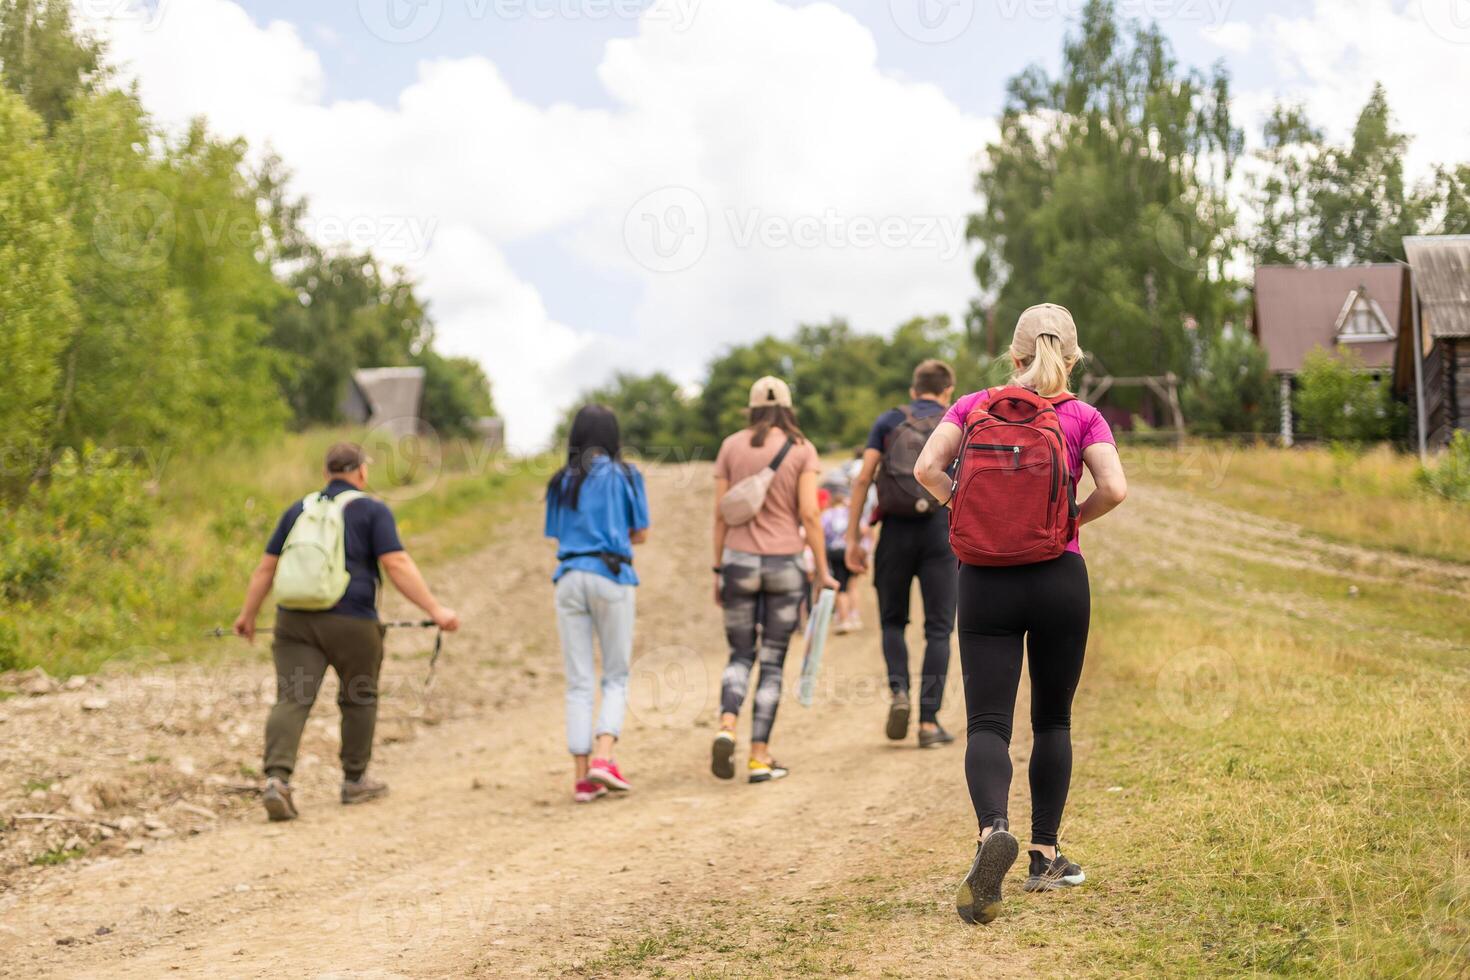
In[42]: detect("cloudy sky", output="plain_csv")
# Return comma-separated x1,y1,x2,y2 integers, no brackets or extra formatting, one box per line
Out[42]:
80,0,1470,449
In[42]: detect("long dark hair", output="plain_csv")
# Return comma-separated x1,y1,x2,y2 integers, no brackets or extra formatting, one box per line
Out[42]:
547,404,627,510
748,405,806,448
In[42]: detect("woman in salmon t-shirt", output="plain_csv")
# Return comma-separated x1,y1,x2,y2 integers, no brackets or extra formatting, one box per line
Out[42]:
913,304,1129,925
710,376,839,785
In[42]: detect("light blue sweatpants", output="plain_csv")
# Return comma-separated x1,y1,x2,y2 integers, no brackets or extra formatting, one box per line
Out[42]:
554,570,635,756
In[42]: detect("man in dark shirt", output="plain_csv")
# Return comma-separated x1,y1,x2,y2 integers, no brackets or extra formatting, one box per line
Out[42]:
846,360,958,748
234,442,460,821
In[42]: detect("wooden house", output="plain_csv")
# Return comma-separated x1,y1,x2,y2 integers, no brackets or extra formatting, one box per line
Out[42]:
1397,236,1470,451
1251,265,1407,445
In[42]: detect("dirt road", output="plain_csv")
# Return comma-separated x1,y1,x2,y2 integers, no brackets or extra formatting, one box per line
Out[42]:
4,462,1464,978
1,464,1033,978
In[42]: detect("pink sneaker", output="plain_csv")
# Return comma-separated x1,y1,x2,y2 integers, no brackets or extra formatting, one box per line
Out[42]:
588,758,632,792
573,779,606,804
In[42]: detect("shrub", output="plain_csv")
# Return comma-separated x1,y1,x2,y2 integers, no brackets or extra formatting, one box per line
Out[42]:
1418,430,1470,502
1183,327,1279,436
1294,348,1400,444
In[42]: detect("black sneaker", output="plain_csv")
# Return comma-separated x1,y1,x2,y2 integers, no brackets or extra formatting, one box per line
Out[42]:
1023,849,1086,891
956,819,1019,925
918,724,954,749
885,694,911,741
711,730,736,780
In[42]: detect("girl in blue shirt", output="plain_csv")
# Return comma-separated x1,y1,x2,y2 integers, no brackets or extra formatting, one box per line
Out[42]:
544,405,651,803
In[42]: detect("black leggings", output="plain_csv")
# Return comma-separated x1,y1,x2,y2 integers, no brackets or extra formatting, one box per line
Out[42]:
957,552,1089,846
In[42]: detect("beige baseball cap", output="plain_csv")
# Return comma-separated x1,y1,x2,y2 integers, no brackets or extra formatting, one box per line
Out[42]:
1013,303,1079,357
748,376,793,408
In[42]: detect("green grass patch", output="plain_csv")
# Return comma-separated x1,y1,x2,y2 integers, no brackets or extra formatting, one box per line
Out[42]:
1124,443,1470,564
30,846,86,867
0,430,548,676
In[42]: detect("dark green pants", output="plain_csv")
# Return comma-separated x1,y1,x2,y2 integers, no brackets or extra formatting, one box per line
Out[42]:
264,609,385,782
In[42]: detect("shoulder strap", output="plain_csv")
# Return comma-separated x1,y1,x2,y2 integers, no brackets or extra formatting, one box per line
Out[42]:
1049,393,1077,406
767,436,795,472
897,404,915,422
332,489,367,508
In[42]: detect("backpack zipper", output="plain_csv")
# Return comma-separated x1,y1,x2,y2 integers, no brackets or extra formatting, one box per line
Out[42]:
968,444,1022,468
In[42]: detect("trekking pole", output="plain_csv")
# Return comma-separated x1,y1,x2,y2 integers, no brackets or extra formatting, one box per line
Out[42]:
202,620,437,638
206,620,443,685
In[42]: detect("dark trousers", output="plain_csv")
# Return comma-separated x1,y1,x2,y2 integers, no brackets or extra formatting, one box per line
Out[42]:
873,513,956,724
958,552,1090,845
264,609,386,782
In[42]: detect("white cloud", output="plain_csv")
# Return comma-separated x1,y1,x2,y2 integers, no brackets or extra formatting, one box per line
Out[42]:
1201,21,1254,54
82,0,993,451
1246,0,1470,176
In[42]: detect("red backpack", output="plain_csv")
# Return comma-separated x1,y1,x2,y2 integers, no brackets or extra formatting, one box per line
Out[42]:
948,386,1079,566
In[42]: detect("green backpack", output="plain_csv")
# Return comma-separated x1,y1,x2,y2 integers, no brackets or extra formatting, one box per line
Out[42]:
274,490,365,611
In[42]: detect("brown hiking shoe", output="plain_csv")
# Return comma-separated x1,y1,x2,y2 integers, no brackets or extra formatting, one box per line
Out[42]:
262,777,298,822
340,775,389,805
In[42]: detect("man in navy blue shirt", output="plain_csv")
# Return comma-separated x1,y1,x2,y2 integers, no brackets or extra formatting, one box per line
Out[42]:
846,360,958,748
234,442,459,821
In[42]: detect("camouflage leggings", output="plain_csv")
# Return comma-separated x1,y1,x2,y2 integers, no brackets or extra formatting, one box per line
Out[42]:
719,549,807,743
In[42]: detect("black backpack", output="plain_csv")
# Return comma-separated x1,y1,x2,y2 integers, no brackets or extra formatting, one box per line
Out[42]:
875,406,942,517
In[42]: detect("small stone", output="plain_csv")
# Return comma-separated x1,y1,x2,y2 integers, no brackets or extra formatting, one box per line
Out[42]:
471,778,484,790
1347,585,1360,597
146,827,175,840
29,789,46,800
707,858,716,867
115,816,140,832
20,668,55,696
174,757,196,776
64,675,88,691
143,817,165,831
55,936,77,946
1107,786,1124,792
68,793,95,816
94,926,112,936
81,698,110,712
63,835,84,851
233,883,251,893
125,840,145,853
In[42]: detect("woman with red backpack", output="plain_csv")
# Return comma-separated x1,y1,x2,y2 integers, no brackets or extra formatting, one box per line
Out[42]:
912,304,1128,925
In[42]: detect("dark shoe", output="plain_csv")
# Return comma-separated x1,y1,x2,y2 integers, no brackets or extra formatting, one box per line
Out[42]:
262,777,297,822
340,775,389,805
918,724,955,748
747,759,789,783
711,731,736,780
1023,849,1086,891
885,694,911,741
956,819,1019,925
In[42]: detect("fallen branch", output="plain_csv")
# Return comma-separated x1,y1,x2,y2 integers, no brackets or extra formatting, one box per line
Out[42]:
13,812,121,830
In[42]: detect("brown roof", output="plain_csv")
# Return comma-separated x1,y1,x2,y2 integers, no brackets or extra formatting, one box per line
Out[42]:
1252,265,1405,373
1404,236,1470,338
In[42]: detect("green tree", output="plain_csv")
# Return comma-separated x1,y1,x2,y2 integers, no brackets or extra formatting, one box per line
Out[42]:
416,350,495,437
0,0,100,130
1250,104,1323,265
1181,327,1277,435
555,372,702,456
969,0,1243,380
1294,348,1398,444
0,87,74,494
1308,84,1427,263
269,249,429,425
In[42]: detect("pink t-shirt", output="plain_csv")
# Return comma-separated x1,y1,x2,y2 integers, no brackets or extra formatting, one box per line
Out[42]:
942,390,1115,555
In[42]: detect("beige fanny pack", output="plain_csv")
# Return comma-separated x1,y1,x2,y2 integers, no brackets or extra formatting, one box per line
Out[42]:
719,437,795,526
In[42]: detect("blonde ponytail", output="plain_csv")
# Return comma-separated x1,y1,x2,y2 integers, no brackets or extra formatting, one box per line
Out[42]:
1011,334,1078,400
